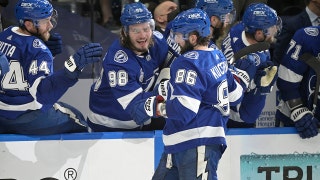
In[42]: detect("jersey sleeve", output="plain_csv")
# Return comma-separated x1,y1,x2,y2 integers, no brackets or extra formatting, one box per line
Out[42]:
277,27,310,101
7,38,78,108
165,57,204,122
226,68,244,106
237,91,267,123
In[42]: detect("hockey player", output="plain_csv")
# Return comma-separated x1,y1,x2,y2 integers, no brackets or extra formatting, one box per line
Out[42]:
87,2,168,132
195,0,236,49
130,8,256,179
276,26,320,139
0,0,103,135
221,3,281,128
161,0,236,68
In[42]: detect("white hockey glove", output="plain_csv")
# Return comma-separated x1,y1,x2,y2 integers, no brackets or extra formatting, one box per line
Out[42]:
254,62,278,95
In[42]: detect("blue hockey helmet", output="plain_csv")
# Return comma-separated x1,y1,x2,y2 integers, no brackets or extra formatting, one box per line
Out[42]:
195,0,235,24
242,3,281,35
120,2,153,26
170,8,210,39
15,0,57,28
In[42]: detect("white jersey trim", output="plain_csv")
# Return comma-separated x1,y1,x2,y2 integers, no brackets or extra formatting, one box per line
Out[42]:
229,104,245,123
228,80,243,103
278,65,303,83
163,126,225,146
0,100,42,111
118,88,143,109
88,110,151,129
175,95,200,114
29,76,45,99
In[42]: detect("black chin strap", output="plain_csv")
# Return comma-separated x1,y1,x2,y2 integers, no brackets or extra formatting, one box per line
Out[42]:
22,22,43,40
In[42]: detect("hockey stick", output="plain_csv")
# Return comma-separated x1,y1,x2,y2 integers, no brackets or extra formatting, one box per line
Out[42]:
231,42,270,64
300,53,320,108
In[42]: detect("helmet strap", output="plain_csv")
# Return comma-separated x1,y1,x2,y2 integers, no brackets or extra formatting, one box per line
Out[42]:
23,21,43,41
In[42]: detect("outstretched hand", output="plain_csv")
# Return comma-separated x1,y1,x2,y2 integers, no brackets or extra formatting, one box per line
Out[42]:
64,43,103,79
131,95,165,125
254,61,278,95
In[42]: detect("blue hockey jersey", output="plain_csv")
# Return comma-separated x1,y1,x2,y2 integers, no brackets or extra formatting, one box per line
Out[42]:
277,26,320,120
88,31,168,130
0,26,78,119
221,23,271,124
162,48,244,153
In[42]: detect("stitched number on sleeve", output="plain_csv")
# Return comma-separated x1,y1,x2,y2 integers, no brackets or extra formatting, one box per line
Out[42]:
108,70,128,87
214,80,230,116
2,61,29,91
175,69,197,85
29,60,50,75
287,39,301,60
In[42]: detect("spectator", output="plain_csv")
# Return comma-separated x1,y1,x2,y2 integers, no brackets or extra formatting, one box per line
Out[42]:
0,0,8,31
221,3,281,128
87,2,168,132
273,0,320,65
99,0,121,33
276,26,320,139
153,0,178,34
0,0,103,135
130,8,255,179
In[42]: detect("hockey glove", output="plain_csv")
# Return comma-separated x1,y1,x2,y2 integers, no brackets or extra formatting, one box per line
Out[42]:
153,79,170,100
45,33,62,57
153,68,171,99
254,62,278,95
131,95,166,125
155,68,170,86
0,51,9,76
64,43,103,79
291,107,319,139
231,54,257,90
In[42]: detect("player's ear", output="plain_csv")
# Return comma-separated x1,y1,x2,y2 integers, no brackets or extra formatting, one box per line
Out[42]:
188,34,197,45
24,20,34,30
121,26,128,37
210,16,219,28
156,16,164,23
254,30,264,40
